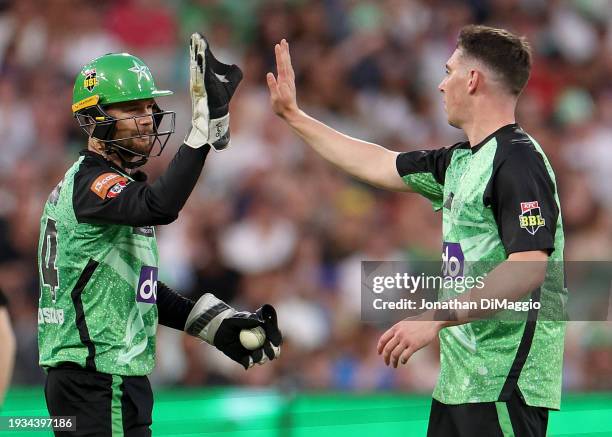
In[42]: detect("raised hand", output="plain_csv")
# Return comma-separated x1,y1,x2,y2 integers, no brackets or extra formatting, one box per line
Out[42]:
266,39,299,119
185,32,243,151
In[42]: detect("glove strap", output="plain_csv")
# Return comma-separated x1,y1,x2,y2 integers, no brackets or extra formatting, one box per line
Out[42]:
209,113,230,151
185,293,233,344
184,113,231,151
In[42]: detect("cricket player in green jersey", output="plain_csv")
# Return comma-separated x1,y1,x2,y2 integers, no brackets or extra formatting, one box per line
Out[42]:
38,34,282,436
268,25,564,436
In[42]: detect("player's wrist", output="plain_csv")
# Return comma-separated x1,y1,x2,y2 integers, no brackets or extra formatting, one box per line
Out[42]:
184,293,234,343
282,107,304,125
425,309,456,330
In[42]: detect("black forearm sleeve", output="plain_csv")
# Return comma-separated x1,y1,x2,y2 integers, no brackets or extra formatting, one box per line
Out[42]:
157,281,195,331
74,144,211,226
148,144,211,218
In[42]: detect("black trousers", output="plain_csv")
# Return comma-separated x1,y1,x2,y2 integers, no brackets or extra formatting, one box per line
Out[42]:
45,365,153,437
427,389,549,437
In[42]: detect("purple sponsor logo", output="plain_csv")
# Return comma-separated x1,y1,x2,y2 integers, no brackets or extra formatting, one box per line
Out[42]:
442,242,464,278
136,266,158,304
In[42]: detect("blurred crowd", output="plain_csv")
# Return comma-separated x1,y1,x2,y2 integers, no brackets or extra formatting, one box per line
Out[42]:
0,0,610,392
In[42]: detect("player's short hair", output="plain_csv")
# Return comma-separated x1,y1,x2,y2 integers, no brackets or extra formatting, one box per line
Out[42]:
457,25,532,96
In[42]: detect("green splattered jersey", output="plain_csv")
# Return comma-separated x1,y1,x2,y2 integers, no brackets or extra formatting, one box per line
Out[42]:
38,153,161,376
38,145,209,377
397,123,566,409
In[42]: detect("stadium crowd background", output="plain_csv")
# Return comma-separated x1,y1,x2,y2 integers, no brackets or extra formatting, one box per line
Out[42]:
0,0,610,393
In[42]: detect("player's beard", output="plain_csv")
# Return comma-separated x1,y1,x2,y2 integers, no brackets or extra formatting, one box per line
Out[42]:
115,131,154,157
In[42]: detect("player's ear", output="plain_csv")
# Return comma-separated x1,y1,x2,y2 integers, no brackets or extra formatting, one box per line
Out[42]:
467,69,480,95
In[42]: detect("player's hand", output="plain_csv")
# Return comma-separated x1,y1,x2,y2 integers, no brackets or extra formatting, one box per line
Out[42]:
266,39,299,120
377,318,443,368
185,32,243,151
185,294,282,369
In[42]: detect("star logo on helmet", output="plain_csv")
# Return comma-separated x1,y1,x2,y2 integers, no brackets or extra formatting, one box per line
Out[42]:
128,60,149,82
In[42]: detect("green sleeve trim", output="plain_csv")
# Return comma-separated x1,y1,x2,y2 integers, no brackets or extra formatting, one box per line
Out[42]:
111,375,124,437
401,172,444,210
495,401,515,437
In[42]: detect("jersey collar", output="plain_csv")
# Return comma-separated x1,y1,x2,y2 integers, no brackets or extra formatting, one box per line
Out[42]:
79,149,127,173
78,150,148,181
470,123,519,154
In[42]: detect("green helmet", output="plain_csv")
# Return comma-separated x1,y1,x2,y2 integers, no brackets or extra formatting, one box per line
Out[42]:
72,53,176,169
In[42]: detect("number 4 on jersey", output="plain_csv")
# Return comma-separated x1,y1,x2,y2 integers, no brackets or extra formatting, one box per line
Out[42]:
40,218,59,301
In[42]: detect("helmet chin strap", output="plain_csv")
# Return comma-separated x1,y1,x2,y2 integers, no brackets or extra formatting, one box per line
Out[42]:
104,142,149,170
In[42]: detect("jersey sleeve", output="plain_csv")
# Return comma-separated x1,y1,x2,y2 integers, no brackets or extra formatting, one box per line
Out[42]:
157,281,195,331
486,146,558,256
73,144,210,227
396,143,459,210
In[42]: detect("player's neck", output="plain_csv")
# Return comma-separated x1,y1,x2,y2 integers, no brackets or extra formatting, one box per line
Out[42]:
87,141,128,173
463,99,516,147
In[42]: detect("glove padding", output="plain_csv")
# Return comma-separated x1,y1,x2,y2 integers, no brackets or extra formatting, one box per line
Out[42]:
185,294,282,369
184,32,243,151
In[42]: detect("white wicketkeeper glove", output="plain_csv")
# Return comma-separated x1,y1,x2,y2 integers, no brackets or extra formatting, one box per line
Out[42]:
184,33,243,151
185,294,282,369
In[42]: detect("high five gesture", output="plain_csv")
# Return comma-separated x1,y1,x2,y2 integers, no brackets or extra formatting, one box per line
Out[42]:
266,39,299,119
266,39,407,191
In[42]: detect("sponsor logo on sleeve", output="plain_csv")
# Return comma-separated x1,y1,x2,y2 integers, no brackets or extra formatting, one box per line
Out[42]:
136,266,158,304
519,201,545,235
106,180,127,198
90,173,129,199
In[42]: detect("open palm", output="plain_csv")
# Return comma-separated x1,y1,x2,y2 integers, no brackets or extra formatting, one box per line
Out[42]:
266,39,299,119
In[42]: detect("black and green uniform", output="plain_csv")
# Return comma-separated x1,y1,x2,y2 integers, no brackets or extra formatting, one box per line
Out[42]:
397,123,565,436
38,144,206,436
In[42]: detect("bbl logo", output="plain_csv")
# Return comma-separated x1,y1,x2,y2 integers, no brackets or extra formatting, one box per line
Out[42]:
519,201,545,235
136,266,157,304
442,242,464,278
83,68,99,92
106,180,127,199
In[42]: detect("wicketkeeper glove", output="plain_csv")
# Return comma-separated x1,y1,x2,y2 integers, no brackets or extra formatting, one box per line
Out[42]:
185,294,282,369
184,33,243,151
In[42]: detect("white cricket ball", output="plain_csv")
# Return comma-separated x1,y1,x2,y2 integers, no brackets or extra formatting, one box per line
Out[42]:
239,326,266,350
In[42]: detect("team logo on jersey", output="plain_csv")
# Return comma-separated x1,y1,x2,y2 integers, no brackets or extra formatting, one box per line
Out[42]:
106,180,127,198
83,68,99,92
137,266,158,304
519,201,545,235
90,173,128,199
442,242,464,278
